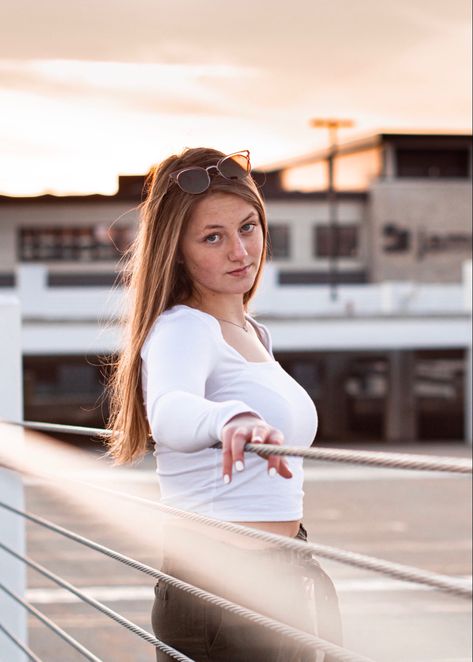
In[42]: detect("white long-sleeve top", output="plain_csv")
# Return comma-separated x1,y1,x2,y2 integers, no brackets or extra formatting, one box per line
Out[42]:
140,304,318,521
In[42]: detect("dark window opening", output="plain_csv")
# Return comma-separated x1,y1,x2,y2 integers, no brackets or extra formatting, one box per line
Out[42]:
414,350,465,440
0,273,15,287
396,149,469,178
267,224,290,259
345,356,387,441
275,349,465,443
47,273,121,287
19,225,134,262
278,270,367,285
314,225,359,258
23,355,111,434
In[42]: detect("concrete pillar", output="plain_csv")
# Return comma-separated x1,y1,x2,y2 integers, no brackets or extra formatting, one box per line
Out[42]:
385,350,417,443
383,143,396,180
0,295,26,662
322,354,349,441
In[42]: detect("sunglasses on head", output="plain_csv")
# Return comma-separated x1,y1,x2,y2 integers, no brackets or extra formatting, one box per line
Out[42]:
168,150,251,194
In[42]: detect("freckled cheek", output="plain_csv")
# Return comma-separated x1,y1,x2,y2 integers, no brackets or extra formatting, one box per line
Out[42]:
251,232,264,257
187,256,220,280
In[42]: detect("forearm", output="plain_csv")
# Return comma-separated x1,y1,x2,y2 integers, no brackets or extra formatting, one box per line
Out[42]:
148,390,263,452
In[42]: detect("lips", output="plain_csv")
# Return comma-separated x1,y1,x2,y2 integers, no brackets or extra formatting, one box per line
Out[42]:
228,265,251,274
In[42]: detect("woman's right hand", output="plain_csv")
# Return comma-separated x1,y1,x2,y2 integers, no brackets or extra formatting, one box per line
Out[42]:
220,413,293,483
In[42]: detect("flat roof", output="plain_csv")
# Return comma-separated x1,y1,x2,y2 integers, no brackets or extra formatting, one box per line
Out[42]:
260,131,473,172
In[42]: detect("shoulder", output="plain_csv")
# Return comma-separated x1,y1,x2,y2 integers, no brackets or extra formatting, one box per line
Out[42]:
141,305,220,358
246,313,274,356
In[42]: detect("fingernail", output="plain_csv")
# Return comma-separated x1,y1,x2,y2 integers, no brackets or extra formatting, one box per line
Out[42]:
268,467,277,477
235,460,244,472
223,474,231,484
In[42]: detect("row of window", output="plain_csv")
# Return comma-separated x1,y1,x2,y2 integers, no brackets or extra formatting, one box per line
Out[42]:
19,226,133,262
268,224,358,259
23,349,466,441
396,149,470,179
18,223,359,262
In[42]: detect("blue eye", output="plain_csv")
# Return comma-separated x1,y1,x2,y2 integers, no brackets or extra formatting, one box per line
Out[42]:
205,234,219,244
204,223,256,244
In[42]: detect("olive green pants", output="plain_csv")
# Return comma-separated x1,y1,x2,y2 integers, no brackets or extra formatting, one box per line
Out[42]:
151,524,342,661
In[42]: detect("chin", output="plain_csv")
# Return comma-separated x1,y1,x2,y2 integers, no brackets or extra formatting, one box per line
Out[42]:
227,286,251,296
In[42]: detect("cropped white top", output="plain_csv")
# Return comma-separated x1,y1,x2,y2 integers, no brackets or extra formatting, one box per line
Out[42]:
140,304,318,521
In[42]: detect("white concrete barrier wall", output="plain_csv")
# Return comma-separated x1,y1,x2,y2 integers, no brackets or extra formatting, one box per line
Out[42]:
0,296,26,662
13,262,470,322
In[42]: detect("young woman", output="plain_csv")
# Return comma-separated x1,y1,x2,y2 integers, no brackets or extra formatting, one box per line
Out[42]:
104,147,342,661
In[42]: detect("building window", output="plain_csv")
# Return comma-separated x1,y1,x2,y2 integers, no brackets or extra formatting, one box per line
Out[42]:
19,225,134,262
396,149,469,178
414,349,465,440
0,273,15,287
23,355,107,428
345,356,388,441
278,270,367,285
313,225,358,258
47,272,121,287
267,224,290,259
288,360,322,397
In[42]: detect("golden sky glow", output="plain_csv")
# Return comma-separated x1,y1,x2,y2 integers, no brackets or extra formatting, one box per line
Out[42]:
0,0,471,196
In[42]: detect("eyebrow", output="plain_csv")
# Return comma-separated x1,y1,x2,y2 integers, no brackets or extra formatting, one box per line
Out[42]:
201,211,258,232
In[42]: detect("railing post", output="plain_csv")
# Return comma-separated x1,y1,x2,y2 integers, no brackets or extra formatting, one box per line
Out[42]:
0,295,26,661
464,260,472,446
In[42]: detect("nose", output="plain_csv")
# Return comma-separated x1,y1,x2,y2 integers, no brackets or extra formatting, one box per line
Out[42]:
228,233,248,260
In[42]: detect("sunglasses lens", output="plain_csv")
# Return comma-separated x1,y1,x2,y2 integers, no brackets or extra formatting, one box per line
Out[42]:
177,168,210,194
219,153,250,180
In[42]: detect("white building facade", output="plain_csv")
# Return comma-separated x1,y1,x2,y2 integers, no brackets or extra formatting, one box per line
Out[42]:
0,133,471,445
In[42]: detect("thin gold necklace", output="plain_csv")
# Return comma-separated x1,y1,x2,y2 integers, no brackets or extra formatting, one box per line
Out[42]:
214,316,249,332
182,303,249,333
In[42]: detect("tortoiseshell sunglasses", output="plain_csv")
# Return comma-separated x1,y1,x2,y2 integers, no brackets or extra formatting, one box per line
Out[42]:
168,150,251,194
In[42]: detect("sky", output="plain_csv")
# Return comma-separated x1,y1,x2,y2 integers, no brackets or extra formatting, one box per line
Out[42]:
0,0,471,196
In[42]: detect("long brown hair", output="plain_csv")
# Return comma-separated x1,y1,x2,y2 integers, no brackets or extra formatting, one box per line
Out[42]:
102,147,268,464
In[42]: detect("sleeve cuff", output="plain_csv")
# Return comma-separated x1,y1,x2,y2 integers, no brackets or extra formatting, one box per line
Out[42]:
215,401,264,440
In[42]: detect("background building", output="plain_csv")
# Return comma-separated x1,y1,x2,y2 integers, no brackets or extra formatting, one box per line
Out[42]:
0,132,471,444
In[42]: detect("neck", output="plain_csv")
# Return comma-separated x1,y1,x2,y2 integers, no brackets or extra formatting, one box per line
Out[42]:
183,295,247,325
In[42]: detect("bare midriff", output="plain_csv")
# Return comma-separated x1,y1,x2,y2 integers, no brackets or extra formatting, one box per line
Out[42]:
163,519,302,557
233,519,301,538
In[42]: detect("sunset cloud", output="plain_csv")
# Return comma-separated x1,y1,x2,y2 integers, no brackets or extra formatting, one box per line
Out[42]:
0,0,470,195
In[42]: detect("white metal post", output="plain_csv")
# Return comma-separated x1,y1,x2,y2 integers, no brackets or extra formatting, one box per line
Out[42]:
0,295,26,661
463,261,472,446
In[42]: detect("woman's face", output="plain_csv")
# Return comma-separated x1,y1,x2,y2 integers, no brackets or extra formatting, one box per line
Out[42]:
179,192,264,303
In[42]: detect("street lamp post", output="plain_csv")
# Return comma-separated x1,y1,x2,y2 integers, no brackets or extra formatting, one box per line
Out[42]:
309,118,354,301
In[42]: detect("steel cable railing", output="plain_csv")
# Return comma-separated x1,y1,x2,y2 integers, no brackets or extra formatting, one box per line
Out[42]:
0,581,102,662
37,474,469,599
0,501,375,662
1,419,471,661
2,453,469,598
222,442,473,474
12,420,473,474
0,618,43,662
0,541,194,662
